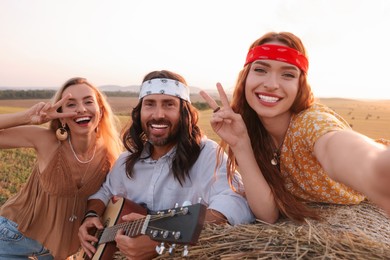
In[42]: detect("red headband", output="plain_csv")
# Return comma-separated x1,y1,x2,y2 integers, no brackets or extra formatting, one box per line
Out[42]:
245,44,308,73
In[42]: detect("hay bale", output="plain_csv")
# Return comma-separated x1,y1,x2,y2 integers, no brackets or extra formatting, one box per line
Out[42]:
115,201,390,259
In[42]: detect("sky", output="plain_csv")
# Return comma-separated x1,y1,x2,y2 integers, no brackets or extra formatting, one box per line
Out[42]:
0,0,389,100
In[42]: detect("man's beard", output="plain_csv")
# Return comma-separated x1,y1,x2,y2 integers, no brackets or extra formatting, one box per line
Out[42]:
148,131,178,146
144,120,179,147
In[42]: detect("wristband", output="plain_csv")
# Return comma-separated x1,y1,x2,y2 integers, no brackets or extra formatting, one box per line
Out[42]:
81,210,99,223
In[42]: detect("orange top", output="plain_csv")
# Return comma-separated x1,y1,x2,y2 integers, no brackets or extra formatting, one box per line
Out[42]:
0,143,111,259
280,103,367,204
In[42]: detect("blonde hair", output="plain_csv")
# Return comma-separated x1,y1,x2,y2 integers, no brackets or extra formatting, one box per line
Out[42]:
49,77,122,165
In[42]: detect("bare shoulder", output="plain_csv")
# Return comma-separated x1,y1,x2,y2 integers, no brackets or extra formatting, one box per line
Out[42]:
34,128,62,171
34,128,60,153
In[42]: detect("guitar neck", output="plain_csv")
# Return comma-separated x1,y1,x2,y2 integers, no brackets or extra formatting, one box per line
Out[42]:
71,198,206,260
98,215,151,244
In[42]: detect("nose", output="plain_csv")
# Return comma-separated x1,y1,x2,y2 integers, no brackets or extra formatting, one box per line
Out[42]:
264,74,279,90
76,103,87,114
153,106,165,119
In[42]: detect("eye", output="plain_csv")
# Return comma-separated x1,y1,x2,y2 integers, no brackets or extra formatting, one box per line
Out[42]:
143,101,153,107
253,67,267,74
65,103,76,108
282,72,296,78
282,70,300,79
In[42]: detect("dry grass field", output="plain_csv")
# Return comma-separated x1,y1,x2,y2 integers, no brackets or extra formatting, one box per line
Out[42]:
2,97,390,258
0,97,221,141
317,98,390,140
1,96,389,140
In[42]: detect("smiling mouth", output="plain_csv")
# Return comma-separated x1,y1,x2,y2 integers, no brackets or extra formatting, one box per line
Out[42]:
150,123,169,129
75,116,91,124
258,94,280,103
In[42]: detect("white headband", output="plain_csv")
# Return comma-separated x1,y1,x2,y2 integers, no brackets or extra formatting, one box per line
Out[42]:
139,78,191,103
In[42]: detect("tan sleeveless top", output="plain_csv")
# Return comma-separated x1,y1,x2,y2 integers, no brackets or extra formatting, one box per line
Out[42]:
0,143,111,259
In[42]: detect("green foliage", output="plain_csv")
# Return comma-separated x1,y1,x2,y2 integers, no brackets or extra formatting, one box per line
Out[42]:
0,90,55,99
0,89,139,100
0,149,36,206
103,91,138,97
193,101,210,111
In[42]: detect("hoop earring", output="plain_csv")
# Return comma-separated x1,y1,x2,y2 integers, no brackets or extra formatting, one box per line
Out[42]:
56,123,68,141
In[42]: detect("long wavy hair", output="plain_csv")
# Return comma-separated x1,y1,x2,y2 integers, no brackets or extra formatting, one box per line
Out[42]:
225,32,319,222
49,77,122,165
122,70,203,185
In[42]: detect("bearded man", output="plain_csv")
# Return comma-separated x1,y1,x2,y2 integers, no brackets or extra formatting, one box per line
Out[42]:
78,70,253,259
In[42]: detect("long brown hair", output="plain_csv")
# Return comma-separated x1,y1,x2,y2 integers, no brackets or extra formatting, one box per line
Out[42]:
122,70,203,185
226,32,318,221
49,77,122,165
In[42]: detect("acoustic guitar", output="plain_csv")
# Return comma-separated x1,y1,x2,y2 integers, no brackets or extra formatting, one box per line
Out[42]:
72,197,206,260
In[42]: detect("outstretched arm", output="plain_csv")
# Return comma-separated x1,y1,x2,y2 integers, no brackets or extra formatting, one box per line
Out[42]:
0,93,76,129
0,94,77,149
200,83,279,223
315,130,390,215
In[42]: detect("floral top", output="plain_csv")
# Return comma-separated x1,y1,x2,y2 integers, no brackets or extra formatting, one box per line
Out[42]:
280,103,365,204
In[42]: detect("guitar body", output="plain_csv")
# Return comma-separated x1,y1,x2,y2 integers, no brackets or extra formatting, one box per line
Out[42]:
74,197,147,260
72,197,206,260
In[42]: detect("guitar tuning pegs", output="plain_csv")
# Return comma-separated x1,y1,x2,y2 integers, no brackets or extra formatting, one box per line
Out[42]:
182,200,192,207
155,242,165,255
168,243,176,255
182,245,189,257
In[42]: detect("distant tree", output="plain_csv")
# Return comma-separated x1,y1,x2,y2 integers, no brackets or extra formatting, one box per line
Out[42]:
193,102,210,111
0,90,55,99
103,91,138,97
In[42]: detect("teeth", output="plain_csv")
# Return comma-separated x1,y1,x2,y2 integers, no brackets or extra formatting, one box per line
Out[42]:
75,117,91,122
151,124,168,129
258,95,279,103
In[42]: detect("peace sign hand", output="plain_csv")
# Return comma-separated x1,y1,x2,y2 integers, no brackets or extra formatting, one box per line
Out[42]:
28,94,77,125
199,83,250,149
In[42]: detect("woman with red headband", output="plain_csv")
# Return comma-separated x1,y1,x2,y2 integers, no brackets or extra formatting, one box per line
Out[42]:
200,31,390,223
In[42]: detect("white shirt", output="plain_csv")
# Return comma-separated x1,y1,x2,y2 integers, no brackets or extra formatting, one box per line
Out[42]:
89,138,254,225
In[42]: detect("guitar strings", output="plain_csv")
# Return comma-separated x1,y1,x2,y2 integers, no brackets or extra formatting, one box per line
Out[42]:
98,209,188,243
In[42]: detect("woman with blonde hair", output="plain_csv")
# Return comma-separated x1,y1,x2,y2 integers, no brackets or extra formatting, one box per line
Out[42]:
0,77,122,259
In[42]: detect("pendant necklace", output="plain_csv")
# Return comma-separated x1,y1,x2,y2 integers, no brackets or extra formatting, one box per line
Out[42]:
68,162,91,222
270,117,291,166
271,143,283,166
68,138,96,222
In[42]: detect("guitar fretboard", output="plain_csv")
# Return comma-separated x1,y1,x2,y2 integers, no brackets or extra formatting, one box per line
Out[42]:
98,215,151,244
